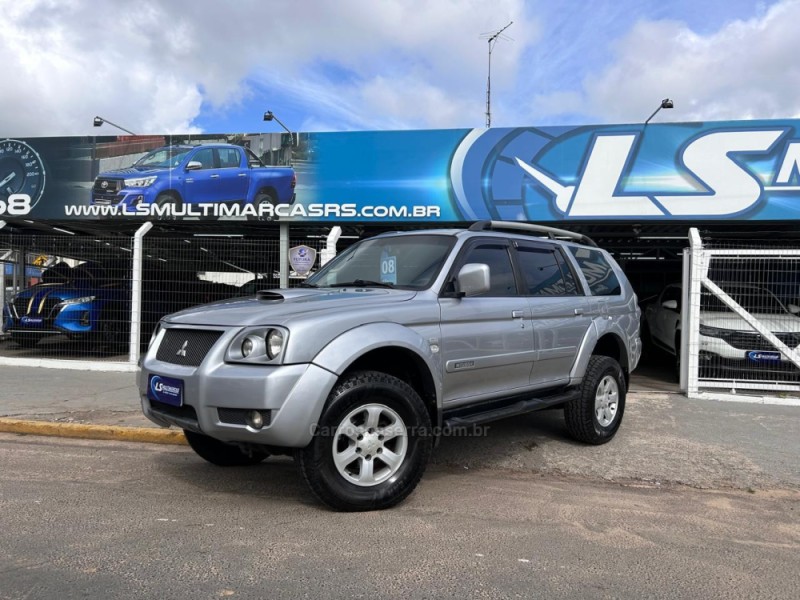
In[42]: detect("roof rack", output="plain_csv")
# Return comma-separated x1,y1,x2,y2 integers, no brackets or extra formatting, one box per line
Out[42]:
467,221,597,247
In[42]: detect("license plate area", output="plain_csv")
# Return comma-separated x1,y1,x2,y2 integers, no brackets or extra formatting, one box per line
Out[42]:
746,350,781,363
147,374,184,407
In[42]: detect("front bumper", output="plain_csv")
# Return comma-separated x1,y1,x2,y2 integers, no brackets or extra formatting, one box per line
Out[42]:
138,325,338,448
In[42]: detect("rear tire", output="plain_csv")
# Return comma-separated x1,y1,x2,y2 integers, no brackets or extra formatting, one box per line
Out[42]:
298,371,433,511
183,430,269,466
249,190,278,222
564,355,626,445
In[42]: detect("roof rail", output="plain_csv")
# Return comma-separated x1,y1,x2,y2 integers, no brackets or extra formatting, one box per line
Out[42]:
467,221,597,247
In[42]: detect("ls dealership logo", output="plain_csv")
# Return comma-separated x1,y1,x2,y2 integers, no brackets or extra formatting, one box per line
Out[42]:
450,124,800,221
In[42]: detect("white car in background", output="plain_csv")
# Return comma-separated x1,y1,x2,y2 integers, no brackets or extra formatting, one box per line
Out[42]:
643,283,800,376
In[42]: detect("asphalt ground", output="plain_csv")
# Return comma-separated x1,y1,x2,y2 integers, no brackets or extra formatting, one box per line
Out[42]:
0,360,798,492
1,434,798,600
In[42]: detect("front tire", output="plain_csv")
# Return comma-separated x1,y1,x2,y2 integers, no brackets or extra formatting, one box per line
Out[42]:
183,430,269,466
564,355,626,445
298,371,433,511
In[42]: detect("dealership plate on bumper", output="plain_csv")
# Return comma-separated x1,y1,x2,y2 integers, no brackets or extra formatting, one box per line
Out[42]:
746,350,782,363
147,374,184,407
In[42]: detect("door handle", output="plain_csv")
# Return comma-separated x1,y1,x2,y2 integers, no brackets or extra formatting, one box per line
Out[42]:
512,310,524,318
210,174,220,179
574,308,584,315
238,173,247,177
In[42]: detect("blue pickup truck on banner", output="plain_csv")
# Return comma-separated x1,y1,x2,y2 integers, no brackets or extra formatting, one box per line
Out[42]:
1,119,799,222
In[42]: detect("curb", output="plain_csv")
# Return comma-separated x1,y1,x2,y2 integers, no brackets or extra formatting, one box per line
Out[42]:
0,418,188,446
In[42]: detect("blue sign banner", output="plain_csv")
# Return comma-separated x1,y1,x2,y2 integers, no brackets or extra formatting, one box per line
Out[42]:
3,119,800,223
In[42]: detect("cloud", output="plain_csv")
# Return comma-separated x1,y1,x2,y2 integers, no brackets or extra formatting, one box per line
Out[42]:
534,0,800,124
0,0,535,135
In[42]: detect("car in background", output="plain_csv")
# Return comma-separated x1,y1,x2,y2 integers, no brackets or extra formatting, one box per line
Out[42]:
91,144,296,219
643,283,800,376
2,262,129,349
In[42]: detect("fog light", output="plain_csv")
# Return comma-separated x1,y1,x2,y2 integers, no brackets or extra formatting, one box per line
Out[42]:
80,312,90,326
246,410,264,429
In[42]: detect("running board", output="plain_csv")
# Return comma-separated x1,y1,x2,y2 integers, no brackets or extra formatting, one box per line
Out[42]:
443,389,579,428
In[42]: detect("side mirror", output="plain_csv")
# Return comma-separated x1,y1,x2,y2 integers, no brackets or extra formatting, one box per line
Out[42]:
457,263,490,297
662,299,678,311
186,161,202,171
788,303,800,315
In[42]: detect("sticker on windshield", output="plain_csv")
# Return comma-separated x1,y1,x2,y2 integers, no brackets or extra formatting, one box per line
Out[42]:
380,252,397,285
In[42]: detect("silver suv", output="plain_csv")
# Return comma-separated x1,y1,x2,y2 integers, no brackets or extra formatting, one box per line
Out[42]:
139,221,641,510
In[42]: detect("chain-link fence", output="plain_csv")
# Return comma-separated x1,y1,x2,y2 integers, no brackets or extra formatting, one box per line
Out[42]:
0,232,133,361
1,229,327,365
685,230,800,399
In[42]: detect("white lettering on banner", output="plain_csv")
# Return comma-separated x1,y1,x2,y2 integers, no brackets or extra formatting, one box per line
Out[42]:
515,129,787,217
775,142,800,184
63,203,442,219
0,193,32,216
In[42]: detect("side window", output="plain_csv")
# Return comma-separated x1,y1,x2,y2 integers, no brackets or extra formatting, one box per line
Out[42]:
192,148,216,170
567,247,622,296
462,243,517,297
517,245,576,296
218,148,241,168
554,250,580,295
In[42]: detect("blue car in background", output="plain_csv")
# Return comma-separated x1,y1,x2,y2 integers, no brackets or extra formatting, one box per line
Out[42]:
3,262,129,349
91,143,296,218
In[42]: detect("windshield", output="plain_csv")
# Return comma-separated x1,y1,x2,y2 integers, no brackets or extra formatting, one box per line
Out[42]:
703,286,789,314
134,147,193,169
306,234,455,290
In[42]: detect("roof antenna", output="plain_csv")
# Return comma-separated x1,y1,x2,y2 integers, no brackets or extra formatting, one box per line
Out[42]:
480,21,513,128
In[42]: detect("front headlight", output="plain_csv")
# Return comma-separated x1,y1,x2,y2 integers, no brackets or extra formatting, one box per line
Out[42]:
56,296,96,308
123,176,158,188
699,324,728,338
266,329,284,359
226,327,287,364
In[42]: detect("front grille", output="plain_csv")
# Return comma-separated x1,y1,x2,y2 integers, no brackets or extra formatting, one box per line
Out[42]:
156,328,223,366
150,399,198,422
722,330,800,351
13,297,28,316
217,408,272,427
93,178,123,193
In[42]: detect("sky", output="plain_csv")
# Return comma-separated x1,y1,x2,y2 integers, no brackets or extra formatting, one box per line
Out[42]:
0,0,798,137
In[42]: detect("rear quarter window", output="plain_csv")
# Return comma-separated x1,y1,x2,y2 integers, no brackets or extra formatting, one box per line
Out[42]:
568,247,622,296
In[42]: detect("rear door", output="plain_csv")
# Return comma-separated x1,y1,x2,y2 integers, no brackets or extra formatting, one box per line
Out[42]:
439,239,534,407
514,241,592,385
216,147,249,201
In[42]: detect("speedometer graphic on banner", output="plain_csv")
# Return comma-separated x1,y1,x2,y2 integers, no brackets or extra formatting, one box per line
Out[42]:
449,127,571,222
0,139,46,208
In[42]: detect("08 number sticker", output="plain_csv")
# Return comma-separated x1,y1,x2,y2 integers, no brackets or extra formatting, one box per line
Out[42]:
0,193,32,216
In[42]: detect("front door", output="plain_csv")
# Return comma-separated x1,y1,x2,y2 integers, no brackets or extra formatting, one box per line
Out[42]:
439,240,535,407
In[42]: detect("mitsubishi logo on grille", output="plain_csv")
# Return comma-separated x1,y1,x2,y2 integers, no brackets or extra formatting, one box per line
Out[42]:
176,340,188,357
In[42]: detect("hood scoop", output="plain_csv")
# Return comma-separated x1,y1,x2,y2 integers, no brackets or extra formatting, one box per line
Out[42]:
256,291,285,302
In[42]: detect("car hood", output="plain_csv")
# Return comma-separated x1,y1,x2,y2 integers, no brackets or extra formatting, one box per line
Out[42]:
97,166,171,178
12,282,102,300
700,311,800,333
164,287,418,327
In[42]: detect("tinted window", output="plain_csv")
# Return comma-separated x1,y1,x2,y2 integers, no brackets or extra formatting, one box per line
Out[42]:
218,148,240,168
554,251,579,295
192,148,216,169
517,246,576,296
662,286,681,308
462,244,517,297
568,248,621,296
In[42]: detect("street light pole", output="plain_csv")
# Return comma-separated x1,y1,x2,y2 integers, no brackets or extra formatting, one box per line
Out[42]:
93,116,136,136
644,99,674,125
263,111,294,146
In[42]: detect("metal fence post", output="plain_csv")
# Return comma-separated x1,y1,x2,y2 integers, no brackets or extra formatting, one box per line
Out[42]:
280,223,289,288
686,228,704,396
130,222,153,364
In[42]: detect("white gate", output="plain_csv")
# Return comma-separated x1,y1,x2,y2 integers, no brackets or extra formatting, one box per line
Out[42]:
684,228,800,405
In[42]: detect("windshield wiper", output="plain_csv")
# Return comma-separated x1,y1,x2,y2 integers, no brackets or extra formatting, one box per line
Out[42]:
297,282,318,288
330,279,395,289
